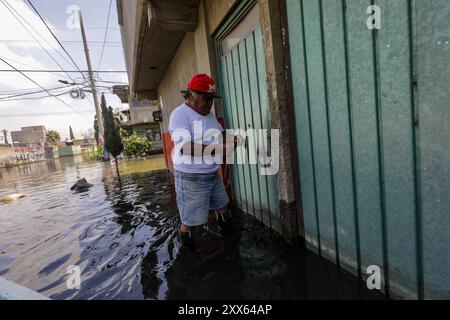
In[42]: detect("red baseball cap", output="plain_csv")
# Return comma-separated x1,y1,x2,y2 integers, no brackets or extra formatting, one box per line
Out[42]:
181,74,222,99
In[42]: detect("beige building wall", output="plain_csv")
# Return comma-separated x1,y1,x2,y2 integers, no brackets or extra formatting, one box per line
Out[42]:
10,131,23,144
117,0,143,92
204,0,238,35
11,126,46,145
157,32,199,133
157,0,238,133
130,105,160,125
0,144,15,168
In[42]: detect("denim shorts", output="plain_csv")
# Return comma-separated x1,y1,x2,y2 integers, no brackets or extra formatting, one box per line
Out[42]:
174,170,229,227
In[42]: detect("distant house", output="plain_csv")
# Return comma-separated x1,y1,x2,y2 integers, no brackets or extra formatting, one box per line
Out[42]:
0,144,15,168
11,126,46,147
113,85,163,151
72,138,97,152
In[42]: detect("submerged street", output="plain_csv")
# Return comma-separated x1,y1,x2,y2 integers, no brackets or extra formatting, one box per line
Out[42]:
0,156,381,300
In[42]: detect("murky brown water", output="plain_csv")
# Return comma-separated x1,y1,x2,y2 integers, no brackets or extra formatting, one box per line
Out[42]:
0,155,382,300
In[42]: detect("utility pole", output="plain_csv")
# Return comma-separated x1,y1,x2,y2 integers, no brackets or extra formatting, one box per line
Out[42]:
78,10,104,146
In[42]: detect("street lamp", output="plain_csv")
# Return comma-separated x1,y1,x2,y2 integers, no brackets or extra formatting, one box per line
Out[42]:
59,80,72,85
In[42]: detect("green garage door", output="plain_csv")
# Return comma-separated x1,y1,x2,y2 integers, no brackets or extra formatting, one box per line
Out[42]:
287,0,450,299
217,3,279,231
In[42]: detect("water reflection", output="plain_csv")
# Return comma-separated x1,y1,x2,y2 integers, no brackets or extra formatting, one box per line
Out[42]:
0,155,381,300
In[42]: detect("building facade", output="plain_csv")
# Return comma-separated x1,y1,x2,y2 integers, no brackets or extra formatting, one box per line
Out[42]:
72,138,97,152
0,144,15,168
11,126,46,147
113,85,163,149
117,0,450,300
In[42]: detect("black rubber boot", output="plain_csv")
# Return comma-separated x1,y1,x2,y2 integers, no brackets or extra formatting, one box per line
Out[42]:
191,225,225,261
178,229,194,250
217,210,236,235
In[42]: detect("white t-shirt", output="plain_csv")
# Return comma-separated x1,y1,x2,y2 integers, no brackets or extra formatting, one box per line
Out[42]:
169,103,224,173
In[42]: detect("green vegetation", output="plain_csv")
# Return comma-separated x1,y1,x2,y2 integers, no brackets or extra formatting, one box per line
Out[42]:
120,128,153,158
93,116,99,145
69,126,75,140
93,145,104,161
101,94,124,177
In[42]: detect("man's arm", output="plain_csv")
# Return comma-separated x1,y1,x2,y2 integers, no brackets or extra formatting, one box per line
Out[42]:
180,134,242,156
179,141,212,156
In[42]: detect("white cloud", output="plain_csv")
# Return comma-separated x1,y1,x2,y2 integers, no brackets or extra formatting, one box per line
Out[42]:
0,0,59,49
0,0,128,139
0,44,56,91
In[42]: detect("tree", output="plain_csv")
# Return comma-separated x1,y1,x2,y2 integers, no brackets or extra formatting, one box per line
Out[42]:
81,129,95,140
101,94,124,178
69,126,75,140
45,130,61,145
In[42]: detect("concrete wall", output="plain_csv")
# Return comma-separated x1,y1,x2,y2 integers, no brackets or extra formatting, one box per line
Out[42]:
157,0,239,133
158,32,199,133
58,146,82,158
132,123,160,137
11,126,46,146
204,0,238,35
130,105,160,125
0,144,15,168
117,0,142,92
259,0,300,242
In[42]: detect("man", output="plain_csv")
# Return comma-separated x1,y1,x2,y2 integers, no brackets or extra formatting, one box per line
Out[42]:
169,74,240,258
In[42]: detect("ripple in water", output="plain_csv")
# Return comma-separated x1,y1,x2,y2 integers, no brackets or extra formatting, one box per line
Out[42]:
0,156,382,300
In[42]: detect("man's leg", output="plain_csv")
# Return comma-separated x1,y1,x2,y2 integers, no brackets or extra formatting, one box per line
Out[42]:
180,224,191,233
174,171,227,259
208,173,233,235
174,171,211,249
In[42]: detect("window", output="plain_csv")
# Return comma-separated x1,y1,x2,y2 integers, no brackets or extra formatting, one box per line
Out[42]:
146,128,162,142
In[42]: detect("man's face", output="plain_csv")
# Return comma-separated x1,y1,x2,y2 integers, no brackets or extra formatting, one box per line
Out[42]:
190,92,213,115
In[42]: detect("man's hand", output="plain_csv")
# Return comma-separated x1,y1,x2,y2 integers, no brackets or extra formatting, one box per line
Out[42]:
215,134,244,164
234,135,245,148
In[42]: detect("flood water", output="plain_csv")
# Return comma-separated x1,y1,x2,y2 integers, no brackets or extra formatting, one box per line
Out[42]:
0,155,382,300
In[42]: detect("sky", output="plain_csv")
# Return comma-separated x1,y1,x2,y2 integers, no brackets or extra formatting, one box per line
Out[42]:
0,0,128,141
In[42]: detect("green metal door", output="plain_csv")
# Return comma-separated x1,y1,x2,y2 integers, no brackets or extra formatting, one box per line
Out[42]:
217,3,279,230
287,0,450,299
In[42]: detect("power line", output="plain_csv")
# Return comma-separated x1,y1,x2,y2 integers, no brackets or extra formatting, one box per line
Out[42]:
2,110,94,118
52,26,119,31
96,79,128,84
97,0,113,70
0,0,75,81
0,87,112,101
0,57,92,123
26,0,86,80
0,56,74,82
0,83,71,95
0,40,121,44
0,91,69,102
2,0,75,72
1,40,121,47
0,84,74,99
0,69,126,73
